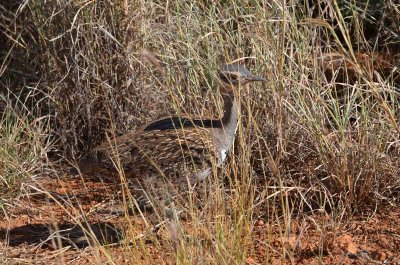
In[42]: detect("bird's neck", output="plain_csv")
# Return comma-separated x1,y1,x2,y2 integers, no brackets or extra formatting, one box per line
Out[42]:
221,90,239,134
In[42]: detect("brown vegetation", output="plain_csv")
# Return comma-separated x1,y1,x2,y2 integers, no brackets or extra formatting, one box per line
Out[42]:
1,0,400,263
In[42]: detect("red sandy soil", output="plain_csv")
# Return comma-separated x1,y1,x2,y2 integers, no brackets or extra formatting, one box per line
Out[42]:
1,171,399,264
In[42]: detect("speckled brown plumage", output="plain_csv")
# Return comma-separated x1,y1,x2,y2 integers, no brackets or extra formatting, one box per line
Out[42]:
88,125,219,184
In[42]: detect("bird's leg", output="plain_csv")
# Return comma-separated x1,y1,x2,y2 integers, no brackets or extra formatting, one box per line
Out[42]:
165,201,183,253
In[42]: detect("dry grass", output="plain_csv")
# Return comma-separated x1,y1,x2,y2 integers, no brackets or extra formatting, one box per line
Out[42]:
1,0,400,263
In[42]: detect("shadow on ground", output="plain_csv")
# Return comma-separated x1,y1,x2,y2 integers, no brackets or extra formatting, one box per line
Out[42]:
0,222,122,249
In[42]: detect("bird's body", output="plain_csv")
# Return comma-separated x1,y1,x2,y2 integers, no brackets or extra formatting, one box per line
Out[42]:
92,122,221,182
87,94,238,185
82,63,264,189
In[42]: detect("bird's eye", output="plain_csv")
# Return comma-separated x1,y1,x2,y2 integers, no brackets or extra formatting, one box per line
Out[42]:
229,74,237,80
226,74,240,84
220,73,240,84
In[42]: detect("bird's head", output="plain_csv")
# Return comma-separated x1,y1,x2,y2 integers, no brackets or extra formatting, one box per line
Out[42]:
219,63,265,89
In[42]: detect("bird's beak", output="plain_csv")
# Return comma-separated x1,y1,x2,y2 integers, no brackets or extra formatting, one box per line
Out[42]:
248,75,266,82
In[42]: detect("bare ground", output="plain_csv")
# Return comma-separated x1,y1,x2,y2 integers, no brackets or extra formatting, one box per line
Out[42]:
1,170,399,264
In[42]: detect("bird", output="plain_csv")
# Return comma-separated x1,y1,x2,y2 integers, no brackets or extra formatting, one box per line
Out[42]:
81,63,265,190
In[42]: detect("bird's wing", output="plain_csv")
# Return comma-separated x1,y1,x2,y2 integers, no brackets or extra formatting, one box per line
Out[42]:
87,127,219,176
